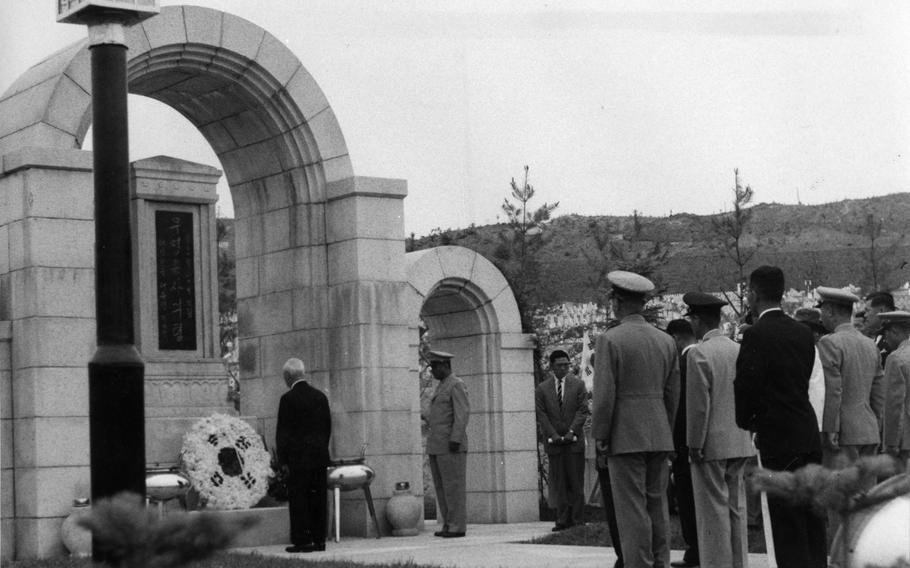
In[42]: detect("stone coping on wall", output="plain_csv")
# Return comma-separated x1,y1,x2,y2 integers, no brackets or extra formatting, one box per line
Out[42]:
1,146,92,175
326,176,407,203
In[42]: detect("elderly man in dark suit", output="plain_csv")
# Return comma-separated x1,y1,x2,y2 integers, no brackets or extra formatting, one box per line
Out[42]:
536,349,589,531
593,270,680,568
735,266,826,568
684,292,754,568
276,358,332,553
426,350,470,538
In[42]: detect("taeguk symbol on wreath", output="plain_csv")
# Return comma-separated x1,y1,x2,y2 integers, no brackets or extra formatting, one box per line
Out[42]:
181,414,273,509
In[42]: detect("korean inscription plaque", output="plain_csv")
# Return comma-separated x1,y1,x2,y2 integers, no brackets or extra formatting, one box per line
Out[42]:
155,210,197,350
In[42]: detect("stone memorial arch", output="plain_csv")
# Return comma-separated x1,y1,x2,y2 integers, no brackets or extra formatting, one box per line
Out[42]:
405,247,538,523
0,6,537,559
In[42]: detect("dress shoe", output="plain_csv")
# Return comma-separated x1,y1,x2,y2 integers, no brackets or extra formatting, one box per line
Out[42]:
300,543,325,552
670,560,699,567
285,546,308,553
434,526,449,537
551,524,568,532
440,531,466,538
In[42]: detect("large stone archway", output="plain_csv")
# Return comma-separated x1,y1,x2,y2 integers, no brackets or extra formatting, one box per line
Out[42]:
0,6,417,558
405,246,538,523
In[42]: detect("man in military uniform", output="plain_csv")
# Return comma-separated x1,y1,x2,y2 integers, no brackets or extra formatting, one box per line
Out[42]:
593,271,680,568
683,292,754,568
879,311,910,462
863,291,897,365
815,287,883,476
426,350,470,538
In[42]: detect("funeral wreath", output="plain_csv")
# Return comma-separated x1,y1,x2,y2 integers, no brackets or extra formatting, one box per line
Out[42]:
180,413,273,510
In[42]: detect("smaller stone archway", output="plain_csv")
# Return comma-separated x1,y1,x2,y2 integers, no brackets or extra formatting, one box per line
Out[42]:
405,246,538,523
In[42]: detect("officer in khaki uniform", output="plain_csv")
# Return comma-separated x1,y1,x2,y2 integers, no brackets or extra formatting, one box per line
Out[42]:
426,350,470,538
683,292,754,568
879,311,910,461
593,271,680,568
815,287,884,467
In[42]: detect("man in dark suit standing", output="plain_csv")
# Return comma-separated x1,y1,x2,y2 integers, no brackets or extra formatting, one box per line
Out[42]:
536,349,589,531
276,358,332,553
665,319,699,568
734,266,826,568
593,270,680,568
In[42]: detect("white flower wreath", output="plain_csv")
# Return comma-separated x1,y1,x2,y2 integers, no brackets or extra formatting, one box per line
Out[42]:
180,413,273,510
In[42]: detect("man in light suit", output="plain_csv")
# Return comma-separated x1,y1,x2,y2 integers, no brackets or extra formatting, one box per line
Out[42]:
276,358,332,553
426,350,470,538
593,271,680,568
683,292,754,568
879,311,910,462
735,266,826,568
536,349,589,531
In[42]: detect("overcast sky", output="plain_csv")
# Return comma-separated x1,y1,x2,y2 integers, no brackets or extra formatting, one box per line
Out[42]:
3,1,910,236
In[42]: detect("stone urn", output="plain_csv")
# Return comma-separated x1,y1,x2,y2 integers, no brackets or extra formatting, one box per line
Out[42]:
385,481,421,536
60,498,92,557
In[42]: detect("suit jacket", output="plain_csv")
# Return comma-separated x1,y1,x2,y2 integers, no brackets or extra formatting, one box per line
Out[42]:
686,329,754,460
536,373,589,454
817,322,884,445
735,309,821,457
882,340,910,450
426,373,470,455
592,314,680,455
276,380,332,471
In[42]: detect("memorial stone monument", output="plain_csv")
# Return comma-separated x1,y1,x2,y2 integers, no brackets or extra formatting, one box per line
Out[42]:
130,156,235,464
0,6,538,559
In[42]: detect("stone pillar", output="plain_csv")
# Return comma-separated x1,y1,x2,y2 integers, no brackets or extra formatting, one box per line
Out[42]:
497,331,539,521
1,147,97,558
325,176,420,536
1,320,13,562
130,156,235,466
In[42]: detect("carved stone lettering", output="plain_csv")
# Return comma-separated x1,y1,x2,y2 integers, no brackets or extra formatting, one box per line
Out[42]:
155,210,197,350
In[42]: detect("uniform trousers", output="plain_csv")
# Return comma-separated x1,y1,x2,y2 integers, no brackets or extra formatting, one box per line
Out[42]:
548,451,586,527
761,451,827,568
429,452,467,533
598,464,624,567
608,452,671,568
288,466,328,546
690,457,749,568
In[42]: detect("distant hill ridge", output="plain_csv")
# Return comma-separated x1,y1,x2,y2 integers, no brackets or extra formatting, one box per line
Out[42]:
407,193,910,301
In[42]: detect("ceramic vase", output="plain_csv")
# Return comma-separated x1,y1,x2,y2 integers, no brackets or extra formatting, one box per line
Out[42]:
60,498,92,557
386,481,421,536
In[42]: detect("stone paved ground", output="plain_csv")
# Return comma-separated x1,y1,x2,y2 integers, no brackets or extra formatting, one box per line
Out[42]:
235,521,772,568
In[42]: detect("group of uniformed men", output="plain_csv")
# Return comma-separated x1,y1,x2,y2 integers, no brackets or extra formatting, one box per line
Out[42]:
536,265,910,568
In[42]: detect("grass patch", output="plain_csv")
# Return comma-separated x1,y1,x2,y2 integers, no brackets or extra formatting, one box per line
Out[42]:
1,554,434,568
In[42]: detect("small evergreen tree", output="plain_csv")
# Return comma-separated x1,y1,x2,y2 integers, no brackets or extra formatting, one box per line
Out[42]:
711,169,755,316
494,165,559,332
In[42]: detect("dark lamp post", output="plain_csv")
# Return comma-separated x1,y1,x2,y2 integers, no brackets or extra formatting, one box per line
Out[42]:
57,1,159,563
